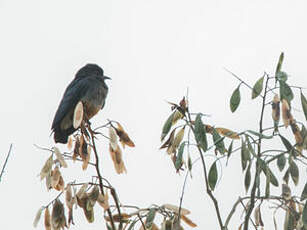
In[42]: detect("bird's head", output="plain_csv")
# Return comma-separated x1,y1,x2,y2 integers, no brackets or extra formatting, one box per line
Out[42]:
76,64,111,81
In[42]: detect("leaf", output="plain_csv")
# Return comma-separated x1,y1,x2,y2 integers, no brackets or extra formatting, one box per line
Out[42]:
258,159,279,187
230,86,241,112
175,142,185,171
115,122,135,148
109,127,118,150
289,161,299,185
40,155,53,180
216,127,240,139
272,94,280,132
127,220,137,230
301,183,307,201
53,147,67,168
241,140,250,171
162,204,190,215
276,71,288,82
194,114,208,152
188,154,192,174
246,130,273,139
180,215,197,227
212,128,226,154
208,161,218,190
51,200,66,230
161,112,175,141
33,206,44,227
301,92,307,121
265,167,270,197
303,201,307,228
279,134,293,152
275,52,284,78
172,110,184,125
172,127,185,150
44,207,51,230
283,169,290,184
145,208,156,229
244,162,251,193
227,140,234,164
282,183,292,200
73,101,83,129
280,81,294,103
252,76,264,99
277,154,286,172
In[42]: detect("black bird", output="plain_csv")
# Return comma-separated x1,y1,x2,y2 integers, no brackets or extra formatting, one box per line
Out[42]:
51,64,110,143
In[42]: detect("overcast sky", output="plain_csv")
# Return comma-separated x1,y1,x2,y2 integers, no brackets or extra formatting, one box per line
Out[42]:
0,0,306,229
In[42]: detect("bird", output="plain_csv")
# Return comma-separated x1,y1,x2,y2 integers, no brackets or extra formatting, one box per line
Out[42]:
51,64,110,143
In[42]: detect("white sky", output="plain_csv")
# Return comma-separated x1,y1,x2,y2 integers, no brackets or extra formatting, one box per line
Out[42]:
0,0,306,229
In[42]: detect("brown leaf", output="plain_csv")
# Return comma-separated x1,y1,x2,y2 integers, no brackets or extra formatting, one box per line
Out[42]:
97,191,109,210
114,122,135,148
67,136,73,150
54,175,65,191
106,213,131,223
109,144,127,174
162,203,191,215
171,127,185,150
290,119,303,149
215,127,240,140
73,101,83,129
44,207,51,230
172,110,184,125
53,147,67,168
272,95,280,132
181,214,197,227
40,155,53,180
282,99,292,128
51,200,67,230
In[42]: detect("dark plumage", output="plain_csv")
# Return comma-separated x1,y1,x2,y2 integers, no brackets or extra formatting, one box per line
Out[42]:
51,64,110,143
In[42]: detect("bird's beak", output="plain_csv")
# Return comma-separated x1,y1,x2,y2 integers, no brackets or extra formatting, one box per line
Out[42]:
103,75,111,80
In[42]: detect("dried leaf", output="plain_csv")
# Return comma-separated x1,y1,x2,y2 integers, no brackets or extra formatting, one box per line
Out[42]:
73,101,83,129
53,147,67,168
282,99,292,128
51,166,61,189
162,204,191,215
76,183,88,199
160,128,176,150
33,206,44,227
254,206,264,227
67,136,73,150
180,215,197,227
109,127,118,150
44,207,51,230
172,110,184,125
51,200,66,230
40,155,53,180
215,127,240,139
230,86,241,113
272,94,280,132
97,191,109,210
161,112,175,141
109,144,126,174
115,122,135,148
252,76,264,99
301,92,307,121
172,127,185,150
106,213,131,223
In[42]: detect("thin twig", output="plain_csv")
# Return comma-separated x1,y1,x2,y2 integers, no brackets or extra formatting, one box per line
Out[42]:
0,144,13,182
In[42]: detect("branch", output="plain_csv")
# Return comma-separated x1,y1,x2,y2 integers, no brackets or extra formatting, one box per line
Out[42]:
0,144,13,183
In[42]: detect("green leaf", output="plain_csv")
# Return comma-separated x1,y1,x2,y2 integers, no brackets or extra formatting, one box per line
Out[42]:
161,112,175,141
277,154,286,172
246,136,256,157
208,161,218,191
230,86,241,113
194,113,208,152
244,162,251,193
188,154,192,174
279,134,293,152
226,140,234,164
280,81,294,103
276,71,288,82
303,201,307,228
212,128,226,154
301,183,307,201
289,161,299,186
145,208,156,229
265,167,271,197
252,76,264,99
283,169,290,184
275,52,284,78
301,92,307,121
175,142,185,170
241,140,250,171
127,220,137,230
258,159,279,187
247,130,273,139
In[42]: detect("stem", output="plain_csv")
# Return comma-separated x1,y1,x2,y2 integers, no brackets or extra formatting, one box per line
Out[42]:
243,74,270,230
88,125,117,230
0,144,13,182
186,110,224,229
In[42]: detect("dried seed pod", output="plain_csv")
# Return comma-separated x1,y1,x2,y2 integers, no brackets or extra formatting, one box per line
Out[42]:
53,147,67,168
44,207,51,230
272,94,280,132
97,191,109,210
51,200,67,230
282,99,292,128
109,144,127,174
40,155,53,180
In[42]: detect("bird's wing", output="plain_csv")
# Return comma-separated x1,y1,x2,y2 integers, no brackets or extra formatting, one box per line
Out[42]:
51,77,91,130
